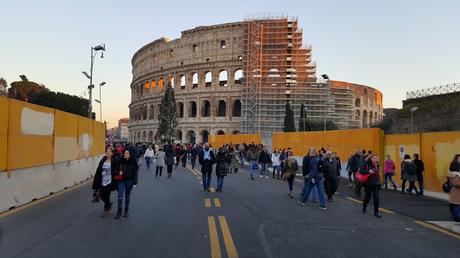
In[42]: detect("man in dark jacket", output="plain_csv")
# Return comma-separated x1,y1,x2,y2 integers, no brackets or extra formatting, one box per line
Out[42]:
198,143,216,191
190,144,198,169
349,150,364,196
320,150,340,201
413,153,425,195
258,147,271,178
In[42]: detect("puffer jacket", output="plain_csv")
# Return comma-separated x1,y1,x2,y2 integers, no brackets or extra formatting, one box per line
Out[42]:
119,157,139,184
215,152,230,177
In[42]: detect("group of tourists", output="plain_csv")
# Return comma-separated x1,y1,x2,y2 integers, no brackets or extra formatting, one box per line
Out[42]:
92,141,460,222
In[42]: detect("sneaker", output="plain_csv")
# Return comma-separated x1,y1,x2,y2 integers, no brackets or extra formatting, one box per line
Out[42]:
298,199,306,206
251,176,254,180
319,206,326,210
265,176,270,179
259,175,263,178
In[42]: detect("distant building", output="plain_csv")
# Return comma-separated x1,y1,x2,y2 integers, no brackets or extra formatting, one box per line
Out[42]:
117,118,129,142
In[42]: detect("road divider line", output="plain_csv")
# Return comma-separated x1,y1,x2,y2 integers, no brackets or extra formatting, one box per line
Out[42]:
208,216,222,258
218,216,239,258
205,198,212,208
345,197,395,214
214,198,222,208
414,220,460,240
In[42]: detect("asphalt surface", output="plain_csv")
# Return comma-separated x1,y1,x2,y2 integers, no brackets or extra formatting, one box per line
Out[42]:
0,160,459,258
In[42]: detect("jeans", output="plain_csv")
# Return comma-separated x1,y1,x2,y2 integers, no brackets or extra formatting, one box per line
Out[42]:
249,160,258,178
191,157,196,168
449,203,460,222
156,166,163,177
299,177,326,207
384,173,397,188
239,154,245,167
117,181,134,211
216,176,224,191
261,163,269,176
167,165,173,176
299,178,318,202
202,172,212,190
145,157,152,170
287,175,295,192
417,172,424,193
363,184,380,215
402,180,418,194
272,165,281,178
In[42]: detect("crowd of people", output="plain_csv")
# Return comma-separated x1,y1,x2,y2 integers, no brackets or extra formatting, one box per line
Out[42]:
91,141,460,222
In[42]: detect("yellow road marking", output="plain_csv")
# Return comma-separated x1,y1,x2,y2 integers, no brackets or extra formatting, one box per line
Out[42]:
414,220,460,240
205,198,211,208
209,187,216,193
214,198,222,208
345,197,395,214
218,216,239,258
208,216,222,258
0,179,92,219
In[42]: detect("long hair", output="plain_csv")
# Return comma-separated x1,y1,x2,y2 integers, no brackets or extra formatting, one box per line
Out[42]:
450,154,460,168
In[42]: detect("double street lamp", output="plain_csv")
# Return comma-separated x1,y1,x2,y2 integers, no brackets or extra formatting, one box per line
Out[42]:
94,81,107,122
321,74,330,131
82,44,106,118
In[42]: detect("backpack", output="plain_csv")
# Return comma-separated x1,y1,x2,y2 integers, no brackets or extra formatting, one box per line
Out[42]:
405,163,416,175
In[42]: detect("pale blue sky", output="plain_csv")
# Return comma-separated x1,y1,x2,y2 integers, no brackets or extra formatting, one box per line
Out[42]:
1,0,459,126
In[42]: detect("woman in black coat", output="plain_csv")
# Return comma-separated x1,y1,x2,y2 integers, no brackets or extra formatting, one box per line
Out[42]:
92,147,118,217
215,148,230,192
115,150,139,219
164,144,175,178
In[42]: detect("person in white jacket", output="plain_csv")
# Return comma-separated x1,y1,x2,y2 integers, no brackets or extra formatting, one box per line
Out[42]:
154,147,166,177
271,149,282,179
144,145,155,171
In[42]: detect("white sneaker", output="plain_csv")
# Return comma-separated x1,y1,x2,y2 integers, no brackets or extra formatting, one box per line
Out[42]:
259,175,263,178
265,176,270,179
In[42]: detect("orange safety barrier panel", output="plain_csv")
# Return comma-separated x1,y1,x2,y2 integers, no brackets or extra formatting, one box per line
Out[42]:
77,116,94,159
54,110,78,163
0,98,8,171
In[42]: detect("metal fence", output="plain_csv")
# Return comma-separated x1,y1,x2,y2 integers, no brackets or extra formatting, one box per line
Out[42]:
406,83,460,100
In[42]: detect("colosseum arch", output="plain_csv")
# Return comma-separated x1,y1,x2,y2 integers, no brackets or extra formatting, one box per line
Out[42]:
218,100,226,117
192,72,199,89
355,98,361,107
176,129,183,142
200,130,209,143
141,131,146,142
355,110,360,120
202,100,211,117
219,70,228,86
363,110,368,127
234,69,243,84
233,99,242,117
369,112,373,125
177,102,184,118
268,68,280,77
205,71,212,87
189,101,197,117
217,130,225,135
374,112,378,123
180,74,186,89
186,130,196,144
137,132,141,143
148,104,154,119
252,69,261,77
232,130,241,134
148,131,154,142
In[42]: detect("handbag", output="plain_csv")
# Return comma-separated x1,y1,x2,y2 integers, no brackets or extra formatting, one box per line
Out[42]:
252,163,259,170
355,170,370,183
114,174,123,181
91,191,100,203
442,178,452,193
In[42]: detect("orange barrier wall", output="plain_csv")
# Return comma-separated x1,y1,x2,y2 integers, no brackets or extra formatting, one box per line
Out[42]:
272,128,383,161
0,98,106,172
0,98,8,171
385,132,460,192
209,134,262,148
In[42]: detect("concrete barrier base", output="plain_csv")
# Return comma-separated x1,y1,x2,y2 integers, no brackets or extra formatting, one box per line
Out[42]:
0,155,102,213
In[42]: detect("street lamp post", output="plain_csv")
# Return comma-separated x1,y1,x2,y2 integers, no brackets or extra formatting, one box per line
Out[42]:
321,74,330,131
82,44,106,118
410,106,418,134
98,82,106,122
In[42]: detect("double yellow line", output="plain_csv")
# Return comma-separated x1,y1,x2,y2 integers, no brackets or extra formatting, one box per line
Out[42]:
208,216,238,258
205,198,222,208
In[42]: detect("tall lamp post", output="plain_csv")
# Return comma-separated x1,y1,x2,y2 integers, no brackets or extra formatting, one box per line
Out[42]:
82,44,106,118
410,106,418,134
98,81,106,122
321,74,330,131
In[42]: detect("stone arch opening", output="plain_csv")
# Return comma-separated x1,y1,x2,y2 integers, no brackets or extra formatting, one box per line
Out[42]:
180,75,186,89
148,131,154,142
192,72,199,89
186,130,196,144
363,110,368,127
176,130,183,142
234,69,243,84
232,130,241,134
178,102,184,118
189,101,197,117
202,100,211,117
355,98,361,107
217,130,225,135
218,100,226,117
200,130,209,143
219,70,228,86
205,71,212,87
233,99,241,117
142,131,146,142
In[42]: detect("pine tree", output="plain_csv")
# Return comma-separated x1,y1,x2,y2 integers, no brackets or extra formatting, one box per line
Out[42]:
298,103,305,132
283,102,296,132
155,82,178,143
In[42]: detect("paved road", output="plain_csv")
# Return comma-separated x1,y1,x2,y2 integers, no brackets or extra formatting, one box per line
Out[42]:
1,161,459,258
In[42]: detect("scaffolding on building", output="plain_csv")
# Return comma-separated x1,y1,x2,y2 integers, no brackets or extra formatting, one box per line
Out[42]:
406,83,460,100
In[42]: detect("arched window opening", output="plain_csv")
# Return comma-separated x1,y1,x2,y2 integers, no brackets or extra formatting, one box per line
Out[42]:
217,130,225,135
202,100,211,117
234,69,243,84
192,72,199,89
189,101,197,117
232,130,241,134
355,110,360,120
149,105,154,119
268,68,280,77
148,131,154,142
252,69,261,78
218,100,226,117
180,75,186,89
233,100,241,117
220,40,226,49
187,130,196,144
355,98,361,107
201,130,209,143
142,131,146,142
219,70,228,87
205,71,212,87
176,130,183,142
178,102,184,118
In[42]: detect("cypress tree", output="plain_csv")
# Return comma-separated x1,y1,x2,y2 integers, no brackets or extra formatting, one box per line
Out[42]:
283,102,296,132
155,81,178,143
298,103,305,132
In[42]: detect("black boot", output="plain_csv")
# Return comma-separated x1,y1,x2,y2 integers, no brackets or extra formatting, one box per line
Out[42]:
115,208,122,219
362,205,367,213
123,208,129,218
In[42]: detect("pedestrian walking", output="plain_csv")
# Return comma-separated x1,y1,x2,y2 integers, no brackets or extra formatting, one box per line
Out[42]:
174,144,181,167
115,150,139,219
284,151,298,198
215,147,230,192
383,155,397,190
298,148,326,209
228,146,239,174
154,146,165,177
144,145,154,171
401,154,419,195
300,147,319,204
180,145,188,167
361,154,382,218
349,150,365,195
246,146,259,180
413,153,425,195
198,143,216,192
258,147,271,179
92,147,118,217
164,144,175,178
448,154,460,221
320,150,340,201
271,149,281,179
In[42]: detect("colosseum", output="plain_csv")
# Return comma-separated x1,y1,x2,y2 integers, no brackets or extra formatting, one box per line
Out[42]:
128,17,383,143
